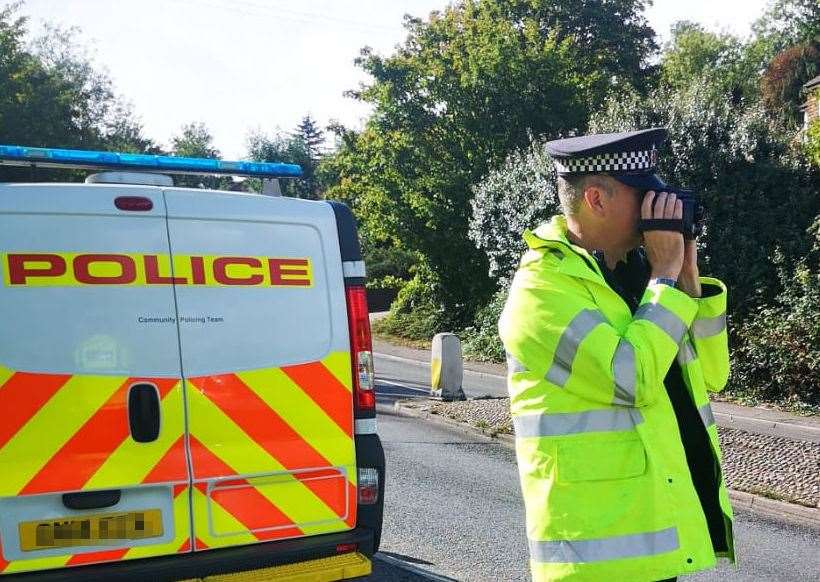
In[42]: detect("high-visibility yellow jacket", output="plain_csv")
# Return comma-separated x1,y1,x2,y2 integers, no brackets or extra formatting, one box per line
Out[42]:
499,216,734,582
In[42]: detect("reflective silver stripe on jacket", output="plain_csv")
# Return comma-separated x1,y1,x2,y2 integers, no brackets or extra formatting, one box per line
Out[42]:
692,313,727,339
513,409,643,437
634,303,687,345
677,337,697,366
528,527,679,564
612,340,636,406
544,310,606,387
507,352,527,375
699,403,716,428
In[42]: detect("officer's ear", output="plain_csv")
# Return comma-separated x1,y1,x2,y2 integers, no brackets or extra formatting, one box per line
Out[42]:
581,177,612,218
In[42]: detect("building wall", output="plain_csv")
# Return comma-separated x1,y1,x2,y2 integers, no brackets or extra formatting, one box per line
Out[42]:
803,88,820,129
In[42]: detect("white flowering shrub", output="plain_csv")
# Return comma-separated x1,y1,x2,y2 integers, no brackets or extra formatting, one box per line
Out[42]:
468,136,561,286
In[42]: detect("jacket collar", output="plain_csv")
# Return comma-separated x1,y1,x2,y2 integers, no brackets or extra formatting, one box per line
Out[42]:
523,215,606,284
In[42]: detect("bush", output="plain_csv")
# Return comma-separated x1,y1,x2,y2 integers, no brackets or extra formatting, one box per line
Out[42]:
806,118,820,167
730,219,820,410
469,135,561,285
362,245,417,286
461,289,508,363
372,263,463,341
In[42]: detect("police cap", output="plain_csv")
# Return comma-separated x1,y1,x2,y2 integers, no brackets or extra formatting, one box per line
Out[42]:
545,127,670,192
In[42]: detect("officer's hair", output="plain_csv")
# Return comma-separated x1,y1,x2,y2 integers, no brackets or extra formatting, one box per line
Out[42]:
557,174,614,216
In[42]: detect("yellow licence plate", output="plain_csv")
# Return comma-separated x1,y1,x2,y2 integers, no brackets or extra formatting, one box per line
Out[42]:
19,508,163,551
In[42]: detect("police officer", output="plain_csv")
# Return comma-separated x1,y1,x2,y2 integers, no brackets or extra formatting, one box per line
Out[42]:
499,128,734,582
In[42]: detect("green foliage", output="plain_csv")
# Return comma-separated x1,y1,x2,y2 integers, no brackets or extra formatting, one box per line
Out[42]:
246,128,317,198
327,0,658,325
469,134,560,283
373,263,463,341
245,115,328,199
730,220,820,410
171,122,219,159
169,122,227,189
362,244,417,287
295,115,325,165
806,118,820,166
660,21,757,101
461,289,507,362
0,4,156,182
751,0,820,56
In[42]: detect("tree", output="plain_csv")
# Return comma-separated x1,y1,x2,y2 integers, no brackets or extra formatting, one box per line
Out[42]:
469,134,560,284
294,115,325,164
171,122,220,159
246,128,315,198
170,122,224,188
751,0,820,56
660,22,754,101
0,3,156,182
326,0,658,324
806,119,820,166
760,42,820,126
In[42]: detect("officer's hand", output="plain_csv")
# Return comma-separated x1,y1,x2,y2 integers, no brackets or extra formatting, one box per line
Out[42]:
642,191,684,281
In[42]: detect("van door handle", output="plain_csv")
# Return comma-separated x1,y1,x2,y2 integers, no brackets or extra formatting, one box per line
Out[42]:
63,490,121,510
128,384,161,443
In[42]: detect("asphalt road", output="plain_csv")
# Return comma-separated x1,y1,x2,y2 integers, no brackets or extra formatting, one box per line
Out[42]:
366,360,820,582
374,351,506,401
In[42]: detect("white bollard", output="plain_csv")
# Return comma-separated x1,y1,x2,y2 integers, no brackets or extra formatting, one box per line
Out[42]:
431,333,466,401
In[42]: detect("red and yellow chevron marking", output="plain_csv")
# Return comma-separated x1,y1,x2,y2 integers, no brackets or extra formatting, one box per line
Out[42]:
0,351,357,575
187,351,357,550
0,366,189,576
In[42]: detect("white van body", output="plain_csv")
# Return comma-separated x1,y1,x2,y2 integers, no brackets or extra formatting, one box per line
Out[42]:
0,178,383,580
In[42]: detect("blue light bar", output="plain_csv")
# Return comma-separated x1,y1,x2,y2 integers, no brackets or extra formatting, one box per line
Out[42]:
0,144,303,179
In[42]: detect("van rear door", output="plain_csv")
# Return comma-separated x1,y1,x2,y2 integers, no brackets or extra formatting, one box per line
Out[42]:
0,184,190,576
163,189,357,552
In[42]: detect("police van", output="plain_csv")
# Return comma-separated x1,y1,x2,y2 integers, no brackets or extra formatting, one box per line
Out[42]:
0,145,384,581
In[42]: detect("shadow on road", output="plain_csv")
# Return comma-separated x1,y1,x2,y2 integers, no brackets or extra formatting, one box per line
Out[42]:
364,552,461,581
378,550,435,566
375,376,430,407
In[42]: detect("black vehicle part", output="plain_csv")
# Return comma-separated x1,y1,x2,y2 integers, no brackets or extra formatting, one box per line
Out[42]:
5,528,376,582
355,433,386,553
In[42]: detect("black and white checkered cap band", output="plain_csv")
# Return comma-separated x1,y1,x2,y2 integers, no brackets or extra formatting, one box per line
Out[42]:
553,149,654,174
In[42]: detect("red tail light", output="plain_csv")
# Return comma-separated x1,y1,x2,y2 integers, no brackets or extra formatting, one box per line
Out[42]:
345,285,375,415
114,196,153,211
357,467,379,504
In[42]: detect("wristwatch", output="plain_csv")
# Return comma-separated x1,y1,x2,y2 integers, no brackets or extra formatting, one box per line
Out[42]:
650,277,677,288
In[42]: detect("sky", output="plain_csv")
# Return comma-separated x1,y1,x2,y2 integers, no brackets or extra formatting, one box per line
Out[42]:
21,0,770,159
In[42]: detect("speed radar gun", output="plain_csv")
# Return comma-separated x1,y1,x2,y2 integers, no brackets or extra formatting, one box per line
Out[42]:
639,187,705,240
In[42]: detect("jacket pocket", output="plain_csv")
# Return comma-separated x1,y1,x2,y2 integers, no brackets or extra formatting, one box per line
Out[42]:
557,435,646,482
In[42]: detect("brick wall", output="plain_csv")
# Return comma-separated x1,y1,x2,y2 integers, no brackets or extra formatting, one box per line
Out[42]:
804,88,820,128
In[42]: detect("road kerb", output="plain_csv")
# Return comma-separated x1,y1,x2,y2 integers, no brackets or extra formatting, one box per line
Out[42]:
727,490,820,530
392,399,820,531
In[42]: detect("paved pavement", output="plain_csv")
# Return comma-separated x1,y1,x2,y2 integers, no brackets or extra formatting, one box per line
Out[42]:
364,390,820,581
